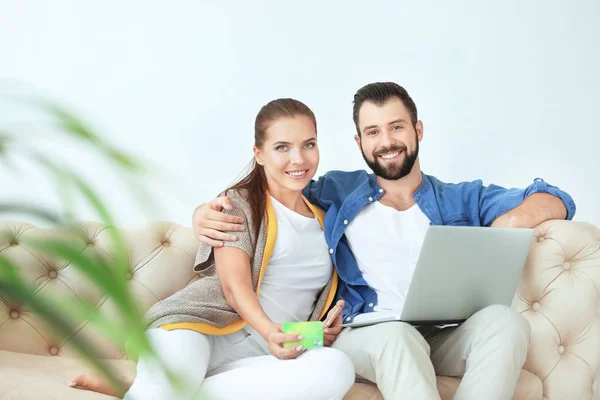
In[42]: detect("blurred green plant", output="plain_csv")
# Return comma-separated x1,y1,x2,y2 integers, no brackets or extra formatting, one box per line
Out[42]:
0,99,190,398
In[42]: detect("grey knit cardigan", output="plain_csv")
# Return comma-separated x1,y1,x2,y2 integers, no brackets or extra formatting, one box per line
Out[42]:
144,189,337,335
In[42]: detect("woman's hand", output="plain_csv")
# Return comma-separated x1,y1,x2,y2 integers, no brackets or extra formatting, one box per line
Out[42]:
264,323,306,360
323,300,345,347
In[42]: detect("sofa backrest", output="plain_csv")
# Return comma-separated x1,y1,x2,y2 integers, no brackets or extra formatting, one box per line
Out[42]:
1,219,599,398
511,220,600,398
0,221,199,360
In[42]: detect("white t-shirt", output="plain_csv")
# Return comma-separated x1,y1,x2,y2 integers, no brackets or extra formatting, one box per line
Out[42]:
344,201,431,315
245,196,333,344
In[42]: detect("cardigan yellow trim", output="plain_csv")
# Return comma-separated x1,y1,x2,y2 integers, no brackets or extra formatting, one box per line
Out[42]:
162,194,337,335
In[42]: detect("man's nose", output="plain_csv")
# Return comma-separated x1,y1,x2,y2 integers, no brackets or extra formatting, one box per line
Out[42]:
380,130,394,148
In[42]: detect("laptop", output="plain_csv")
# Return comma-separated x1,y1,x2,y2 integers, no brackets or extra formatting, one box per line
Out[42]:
342,225,534,328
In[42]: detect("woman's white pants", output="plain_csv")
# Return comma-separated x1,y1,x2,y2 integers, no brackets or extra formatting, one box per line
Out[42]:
123,328,355,400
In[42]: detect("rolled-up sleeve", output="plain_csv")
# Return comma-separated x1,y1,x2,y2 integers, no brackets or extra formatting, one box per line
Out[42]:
478,178,576,226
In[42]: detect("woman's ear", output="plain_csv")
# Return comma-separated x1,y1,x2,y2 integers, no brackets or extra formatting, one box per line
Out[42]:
253,145,264,166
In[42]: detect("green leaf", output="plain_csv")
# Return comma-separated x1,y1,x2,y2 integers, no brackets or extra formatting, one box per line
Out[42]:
28,153,117,227
43,103,144,174
0,203,64,225
105,147,145,174
0,132,8,154
69,173,115,226
22,237,129,308
43,103,100,143
58,295,151,357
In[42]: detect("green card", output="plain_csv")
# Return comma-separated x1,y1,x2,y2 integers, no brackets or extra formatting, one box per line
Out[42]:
282,321,324,349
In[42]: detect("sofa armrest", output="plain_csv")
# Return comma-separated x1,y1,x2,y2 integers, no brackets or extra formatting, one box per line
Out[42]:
512,220,600,399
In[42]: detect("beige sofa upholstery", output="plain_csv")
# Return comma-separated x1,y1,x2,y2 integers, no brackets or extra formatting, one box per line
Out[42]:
1,220,599,400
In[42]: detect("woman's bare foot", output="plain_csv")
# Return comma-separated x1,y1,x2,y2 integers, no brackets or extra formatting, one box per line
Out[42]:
66,373,131,398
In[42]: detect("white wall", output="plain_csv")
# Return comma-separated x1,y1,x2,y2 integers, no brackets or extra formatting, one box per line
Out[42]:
1,0,599,228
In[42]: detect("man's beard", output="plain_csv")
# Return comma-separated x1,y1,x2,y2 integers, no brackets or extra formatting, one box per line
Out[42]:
361,135,419,181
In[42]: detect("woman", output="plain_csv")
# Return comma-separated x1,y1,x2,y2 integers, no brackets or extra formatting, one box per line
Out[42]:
68,98,355,400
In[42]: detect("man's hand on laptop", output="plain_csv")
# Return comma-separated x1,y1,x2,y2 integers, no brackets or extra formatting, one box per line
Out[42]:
192,197,245,247
323,300,345,346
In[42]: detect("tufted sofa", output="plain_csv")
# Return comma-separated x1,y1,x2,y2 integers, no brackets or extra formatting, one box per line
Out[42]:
1,219,599,400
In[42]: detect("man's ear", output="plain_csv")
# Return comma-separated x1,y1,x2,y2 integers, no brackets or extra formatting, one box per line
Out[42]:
354,134,361,150
415,120,424,143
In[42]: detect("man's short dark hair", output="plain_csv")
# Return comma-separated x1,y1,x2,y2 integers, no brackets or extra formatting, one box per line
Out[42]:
352,82,418,136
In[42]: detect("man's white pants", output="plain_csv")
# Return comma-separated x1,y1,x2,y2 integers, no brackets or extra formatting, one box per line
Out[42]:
124,328,355,400
333,305,531,400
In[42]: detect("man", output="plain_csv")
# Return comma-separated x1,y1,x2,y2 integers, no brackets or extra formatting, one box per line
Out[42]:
192,82,575,399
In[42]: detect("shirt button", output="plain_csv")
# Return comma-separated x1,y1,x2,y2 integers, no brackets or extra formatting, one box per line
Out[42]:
343,220,348,225
368,197,373,202
346,317,351,322
368,303,374,307
329,248,334,254
379,189,384,193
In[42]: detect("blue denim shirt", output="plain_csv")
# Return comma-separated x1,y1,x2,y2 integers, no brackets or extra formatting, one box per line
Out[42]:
302,170,576,322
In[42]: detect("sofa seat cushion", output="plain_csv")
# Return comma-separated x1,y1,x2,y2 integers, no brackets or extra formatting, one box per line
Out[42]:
0,349,543,400
0,350,134,400
342,369,543,400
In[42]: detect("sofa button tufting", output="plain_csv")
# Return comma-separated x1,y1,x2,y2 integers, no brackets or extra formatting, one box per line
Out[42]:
10,310,19,319
563,262,571,271
49,346,59,356
558,345,565,355
161,241,170,247
532,302,541,311
48,270,58,279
